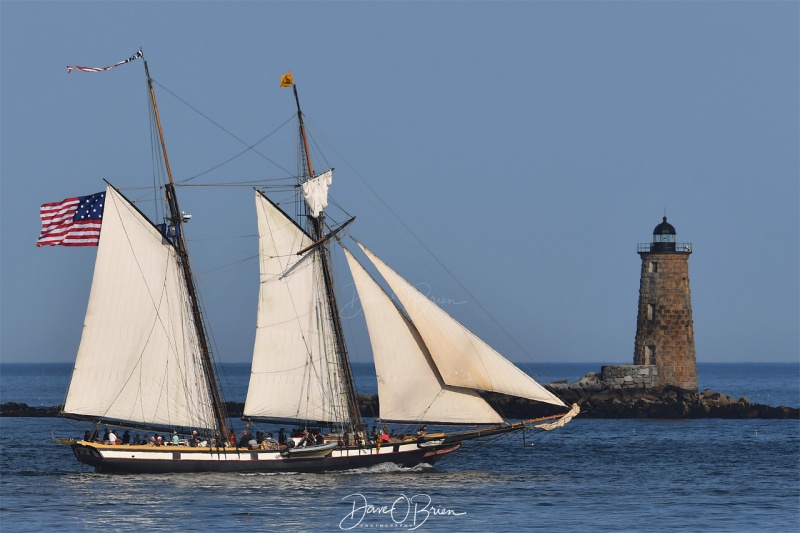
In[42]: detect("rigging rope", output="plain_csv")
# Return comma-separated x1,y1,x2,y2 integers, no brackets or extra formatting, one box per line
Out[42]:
151,79,296,181
301,121,537,364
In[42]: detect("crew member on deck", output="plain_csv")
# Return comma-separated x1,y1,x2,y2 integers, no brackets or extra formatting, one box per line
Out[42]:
261,433,278,449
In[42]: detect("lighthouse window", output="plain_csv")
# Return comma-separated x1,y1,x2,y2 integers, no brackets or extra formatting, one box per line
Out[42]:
644,345,655,365
648,262,658,273
647,304,655,321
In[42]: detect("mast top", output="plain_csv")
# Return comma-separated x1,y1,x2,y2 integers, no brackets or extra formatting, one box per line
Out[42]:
280,71,315,181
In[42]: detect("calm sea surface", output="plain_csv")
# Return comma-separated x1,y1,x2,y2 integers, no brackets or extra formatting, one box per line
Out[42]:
1,363,798,532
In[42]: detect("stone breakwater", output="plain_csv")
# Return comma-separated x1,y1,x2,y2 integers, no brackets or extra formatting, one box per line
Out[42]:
2,382,798,420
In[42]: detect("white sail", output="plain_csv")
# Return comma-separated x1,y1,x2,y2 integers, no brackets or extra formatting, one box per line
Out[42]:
244,190,349,422
344,249,503,424
64,185,216,429
359,244,566,407
536,403,581,430
302,169,333,218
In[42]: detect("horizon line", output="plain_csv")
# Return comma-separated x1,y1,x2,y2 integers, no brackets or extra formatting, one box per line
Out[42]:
1,360,797,365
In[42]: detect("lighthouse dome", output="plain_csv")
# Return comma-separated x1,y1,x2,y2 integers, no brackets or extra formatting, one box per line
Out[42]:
653,217,676,236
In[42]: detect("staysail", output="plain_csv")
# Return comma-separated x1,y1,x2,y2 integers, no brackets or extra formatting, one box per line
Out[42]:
358,243,566,407
344,248,503,423
63,185,217,429
244,190,351,423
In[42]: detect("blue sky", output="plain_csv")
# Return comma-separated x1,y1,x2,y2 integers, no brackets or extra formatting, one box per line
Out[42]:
1,1,798,365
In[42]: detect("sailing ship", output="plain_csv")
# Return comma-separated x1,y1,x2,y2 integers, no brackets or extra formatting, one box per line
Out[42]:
55,56,578,473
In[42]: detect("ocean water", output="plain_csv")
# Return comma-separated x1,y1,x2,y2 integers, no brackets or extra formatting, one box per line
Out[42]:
1,363,798,532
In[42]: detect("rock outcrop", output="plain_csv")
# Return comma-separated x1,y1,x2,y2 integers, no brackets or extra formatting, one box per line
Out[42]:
2,383,797,420
0,402,61,417
543,373,798,419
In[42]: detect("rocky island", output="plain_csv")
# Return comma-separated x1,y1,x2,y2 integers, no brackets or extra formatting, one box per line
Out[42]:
493,371,799,419
3,373,797,420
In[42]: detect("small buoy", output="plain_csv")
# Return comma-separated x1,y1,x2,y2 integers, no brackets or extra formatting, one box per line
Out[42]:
755,430,758,437
530,442,535,447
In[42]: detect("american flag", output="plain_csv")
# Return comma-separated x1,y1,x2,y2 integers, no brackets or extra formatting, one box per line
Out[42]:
67,50,143,74
37,192,105,247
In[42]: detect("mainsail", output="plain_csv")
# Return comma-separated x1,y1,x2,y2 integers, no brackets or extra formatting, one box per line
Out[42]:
63,185,216,429
243,190,351,423
344,248,503,424
357,243,566,407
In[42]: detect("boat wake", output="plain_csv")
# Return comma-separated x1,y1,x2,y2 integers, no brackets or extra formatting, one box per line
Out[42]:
236,462,435,477
339,462,436,475
237,470,303,477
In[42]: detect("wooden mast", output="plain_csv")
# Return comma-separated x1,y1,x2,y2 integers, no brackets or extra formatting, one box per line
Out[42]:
143,58,230,440
290,83,363,432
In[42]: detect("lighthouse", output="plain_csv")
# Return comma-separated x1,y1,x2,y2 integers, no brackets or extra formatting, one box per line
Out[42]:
633,217,698,390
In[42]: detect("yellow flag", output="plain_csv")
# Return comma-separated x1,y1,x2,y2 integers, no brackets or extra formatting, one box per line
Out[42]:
280,71,294,88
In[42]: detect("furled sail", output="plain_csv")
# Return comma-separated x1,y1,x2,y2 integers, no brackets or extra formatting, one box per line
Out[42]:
63,185,216,429
244,190,350,423
301,169,333,218
358,244,566,407
344,249,503,424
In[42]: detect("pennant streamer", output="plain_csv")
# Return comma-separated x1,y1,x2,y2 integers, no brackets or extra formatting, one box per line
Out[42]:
68,50,143,74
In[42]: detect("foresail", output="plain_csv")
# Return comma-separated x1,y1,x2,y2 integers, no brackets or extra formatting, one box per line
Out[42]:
244,190,350,423
64,185,216,429
358,244,566,407
344,249,503,424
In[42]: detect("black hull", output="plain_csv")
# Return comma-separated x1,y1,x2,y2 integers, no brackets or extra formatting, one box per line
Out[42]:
69,442,461,474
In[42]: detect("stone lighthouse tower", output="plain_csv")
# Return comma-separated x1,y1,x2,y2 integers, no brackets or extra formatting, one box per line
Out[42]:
633,217,697,391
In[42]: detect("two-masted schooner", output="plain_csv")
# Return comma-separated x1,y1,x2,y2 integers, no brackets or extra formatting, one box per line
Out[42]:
53,55,578,473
